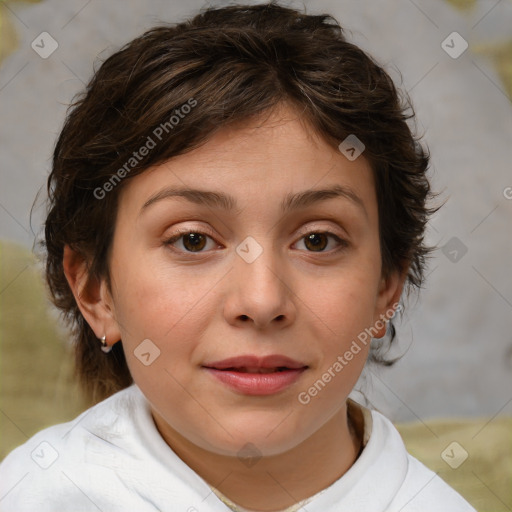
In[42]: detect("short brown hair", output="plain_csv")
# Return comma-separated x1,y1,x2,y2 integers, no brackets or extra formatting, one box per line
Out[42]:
40,1,437,402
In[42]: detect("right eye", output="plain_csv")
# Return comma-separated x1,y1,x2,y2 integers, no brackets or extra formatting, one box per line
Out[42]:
164,230,219,253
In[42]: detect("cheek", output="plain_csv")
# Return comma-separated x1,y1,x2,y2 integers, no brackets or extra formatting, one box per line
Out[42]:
297,256,379,384
296,279,373,411
112,259,214,403
304,263,380,334
110,250,214,349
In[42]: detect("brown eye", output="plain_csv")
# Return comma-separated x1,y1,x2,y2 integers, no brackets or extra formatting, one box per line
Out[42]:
182,233,207,252
165,231,216,253
294,231,348,253
303,233,329,252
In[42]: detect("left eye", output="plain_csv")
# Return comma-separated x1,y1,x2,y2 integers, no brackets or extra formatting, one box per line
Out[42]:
294,232,346,252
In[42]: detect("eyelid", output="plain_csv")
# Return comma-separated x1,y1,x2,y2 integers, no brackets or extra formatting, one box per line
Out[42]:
165,224,346,241
294,223,347,240
167,225,218,240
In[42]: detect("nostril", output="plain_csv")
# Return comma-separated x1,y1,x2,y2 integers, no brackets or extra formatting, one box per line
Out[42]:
240,315,249,321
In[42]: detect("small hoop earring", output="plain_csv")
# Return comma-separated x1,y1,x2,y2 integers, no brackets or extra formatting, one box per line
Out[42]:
100,334,112,353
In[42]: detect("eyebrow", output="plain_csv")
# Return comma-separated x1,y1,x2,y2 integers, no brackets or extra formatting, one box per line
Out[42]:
139,184,367,218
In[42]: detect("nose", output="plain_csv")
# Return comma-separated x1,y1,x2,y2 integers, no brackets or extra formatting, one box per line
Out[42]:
223,245,297,330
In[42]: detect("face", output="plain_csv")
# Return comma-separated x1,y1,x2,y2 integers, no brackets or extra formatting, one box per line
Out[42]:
96,104,401,457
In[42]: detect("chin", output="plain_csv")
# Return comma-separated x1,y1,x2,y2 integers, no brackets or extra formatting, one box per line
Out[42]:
193,414,312,458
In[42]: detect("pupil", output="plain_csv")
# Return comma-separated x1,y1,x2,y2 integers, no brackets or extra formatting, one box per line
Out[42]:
305,233,327,251
184,233,206,251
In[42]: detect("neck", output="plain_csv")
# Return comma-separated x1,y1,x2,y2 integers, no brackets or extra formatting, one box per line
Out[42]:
152,402,363,512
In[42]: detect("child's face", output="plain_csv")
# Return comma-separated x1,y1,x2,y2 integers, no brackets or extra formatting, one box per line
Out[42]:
103,103,402,457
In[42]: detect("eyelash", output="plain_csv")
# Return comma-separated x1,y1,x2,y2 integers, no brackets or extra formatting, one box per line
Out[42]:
163,228,349,254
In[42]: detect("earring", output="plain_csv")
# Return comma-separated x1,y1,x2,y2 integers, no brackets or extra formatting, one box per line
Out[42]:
100,334,112,353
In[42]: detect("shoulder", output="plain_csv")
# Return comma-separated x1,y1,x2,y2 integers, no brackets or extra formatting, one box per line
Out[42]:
369,409,477,512
0,384,142,467
0,385,146,511
397,455,477,511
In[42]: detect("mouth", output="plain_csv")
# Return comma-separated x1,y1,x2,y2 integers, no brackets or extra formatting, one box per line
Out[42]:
202,354,308,372
202,355,309,395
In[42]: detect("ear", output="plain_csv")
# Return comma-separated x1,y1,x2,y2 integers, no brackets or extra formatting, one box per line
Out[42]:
62,244,121,350
372,268,407,338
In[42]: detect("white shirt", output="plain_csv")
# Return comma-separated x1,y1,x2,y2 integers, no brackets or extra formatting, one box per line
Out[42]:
0,384,476,512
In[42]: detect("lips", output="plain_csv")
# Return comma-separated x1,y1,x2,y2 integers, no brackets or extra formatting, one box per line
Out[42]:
202,355,308,395
202,354,308,372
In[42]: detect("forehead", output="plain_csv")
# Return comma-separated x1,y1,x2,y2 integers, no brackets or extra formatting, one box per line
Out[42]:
117,103,377,220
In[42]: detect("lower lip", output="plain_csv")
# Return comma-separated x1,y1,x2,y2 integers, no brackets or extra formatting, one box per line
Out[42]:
204,368,307,395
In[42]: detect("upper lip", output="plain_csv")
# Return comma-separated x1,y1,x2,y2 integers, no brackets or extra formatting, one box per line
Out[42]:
202,355,308,370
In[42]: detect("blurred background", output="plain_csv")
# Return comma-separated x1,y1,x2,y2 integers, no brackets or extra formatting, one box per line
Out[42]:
1,0,511,509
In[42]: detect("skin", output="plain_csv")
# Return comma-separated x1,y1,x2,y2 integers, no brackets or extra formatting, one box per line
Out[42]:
64,102,405,511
